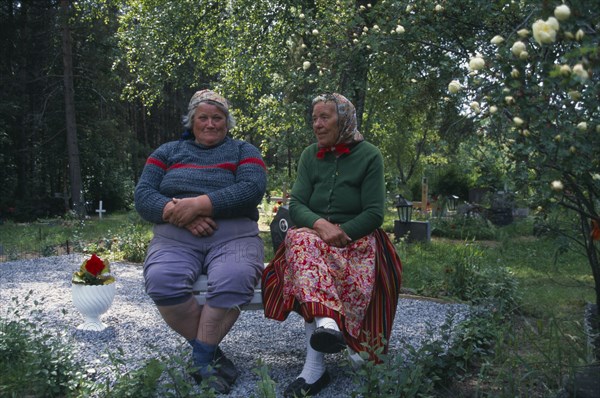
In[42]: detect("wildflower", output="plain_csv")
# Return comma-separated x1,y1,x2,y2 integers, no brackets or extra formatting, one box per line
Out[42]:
511,41,526,57
302,61,311,70
470,101,481,114
513,117,524,126
532,17,559,45
576,29,585,41
489,105,498,114
554,4,571,21
551,180,563,192
559,64,571,76
490,35,504,45
573,64,589,80
577,122,587,131
395,25,405,34
469,56,485,71
517,29,529,38
448,80,462,94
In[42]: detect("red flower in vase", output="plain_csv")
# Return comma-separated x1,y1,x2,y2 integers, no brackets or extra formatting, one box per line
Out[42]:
72,253,115,285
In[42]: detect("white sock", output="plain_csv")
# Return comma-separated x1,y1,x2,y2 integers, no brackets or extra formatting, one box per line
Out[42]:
298,321,326,384
315,316,339,332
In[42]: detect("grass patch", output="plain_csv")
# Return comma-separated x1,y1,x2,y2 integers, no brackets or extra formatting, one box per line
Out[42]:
399,217,595,397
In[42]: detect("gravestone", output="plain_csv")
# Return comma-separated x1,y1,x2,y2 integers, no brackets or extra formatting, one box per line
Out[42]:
394,220,431,243
488,191,514,226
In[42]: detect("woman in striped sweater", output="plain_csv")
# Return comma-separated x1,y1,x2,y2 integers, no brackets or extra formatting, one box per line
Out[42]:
135,90,266,394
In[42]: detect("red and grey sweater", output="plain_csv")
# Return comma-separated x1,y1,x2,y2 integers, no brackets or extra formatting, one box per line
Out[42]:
134,136,267,224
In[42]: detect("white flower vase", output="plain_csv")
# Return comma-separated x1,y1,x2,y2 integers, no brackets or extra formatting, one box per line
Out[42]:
71,283,116,331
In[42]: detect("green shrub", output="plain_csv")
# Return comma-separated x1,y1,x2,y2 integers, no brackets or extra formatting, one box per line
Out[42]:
402,241,521,314
0,293,94,397
105,354,165,397
443,244,521,313
349,311,500,397
252,360,277,398
115,217,152,263
430,215,497,240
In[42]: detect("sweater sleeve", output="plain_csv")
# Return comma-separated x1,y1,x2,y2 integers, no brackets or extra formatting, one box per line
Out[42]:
289,146,323,228
134,144,173,224
339,146,385,240
206,141,267,218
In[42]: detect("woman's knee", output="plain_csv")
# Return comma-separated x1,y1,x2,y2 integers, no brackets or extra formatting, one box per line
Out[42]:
144,263,195,305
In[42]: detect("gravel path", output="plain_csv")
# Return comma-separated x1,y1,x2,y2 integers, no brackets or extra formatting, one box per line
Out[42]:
0,255,471,397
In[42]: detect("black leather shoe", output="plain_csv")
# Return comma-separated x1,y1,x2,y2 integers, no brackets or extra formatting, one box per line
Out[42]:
310,327,346,353
214,346,239,384
191,368,232,395
284,371,331,398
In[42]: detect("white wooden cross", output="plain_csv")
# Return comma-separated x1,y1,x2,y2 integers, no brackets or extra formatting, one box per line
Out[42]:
95,200,106,219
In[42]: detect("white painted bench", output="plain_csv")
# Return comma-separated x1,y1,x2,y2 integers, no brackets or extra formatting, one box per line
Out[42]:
192,263,267,310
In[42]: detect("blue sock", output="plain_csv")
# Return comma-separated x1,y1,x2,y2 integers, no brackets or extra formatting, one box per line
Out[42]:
190,339,217,376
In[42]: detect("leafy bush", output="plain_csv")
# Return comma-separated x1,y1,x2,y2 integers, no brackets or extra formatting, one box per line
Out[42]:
349,311,499,397
115,217,152,263
405,241,520,314
0,293,94,397
430,215,497,240
443,244,521,312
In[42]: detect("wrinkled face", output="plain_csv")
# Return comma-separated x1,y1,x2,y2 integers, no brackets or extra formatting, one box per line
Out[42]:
312,101,339,147
192,103,228,146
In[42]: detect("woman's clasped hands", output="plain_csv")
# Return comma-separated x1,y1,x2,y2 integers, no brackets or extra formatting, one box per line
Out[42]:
163,197,217,237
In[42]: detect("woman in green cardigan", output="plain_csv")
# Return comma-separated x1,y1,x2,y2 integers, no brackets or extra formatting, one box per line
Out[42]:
262,93,403,398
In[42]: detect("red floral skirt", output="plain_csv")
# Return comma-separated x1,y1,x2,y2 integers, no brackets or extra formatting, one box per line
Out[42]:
262,228,402,361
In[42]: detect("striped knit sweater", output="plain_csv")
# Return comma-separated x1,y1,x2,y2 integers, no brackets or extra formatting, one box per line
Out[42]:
134,136,267,224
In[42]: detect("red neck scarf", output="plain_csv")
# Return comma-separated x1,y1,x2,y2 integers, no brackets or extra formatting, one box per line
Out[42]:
316,143,351,159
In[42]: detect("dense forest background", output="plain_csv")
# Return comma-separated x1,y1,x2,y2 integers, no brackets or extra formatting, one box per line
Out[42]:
0,0,597,224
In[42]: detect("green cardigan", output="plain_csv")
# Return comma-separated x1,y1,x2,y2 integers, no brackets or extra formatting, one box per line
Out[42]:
289,141,385,241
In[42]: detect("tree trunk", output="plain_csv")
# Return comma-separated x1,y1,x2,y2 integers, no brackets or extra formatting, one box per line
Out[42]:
60,0,84,217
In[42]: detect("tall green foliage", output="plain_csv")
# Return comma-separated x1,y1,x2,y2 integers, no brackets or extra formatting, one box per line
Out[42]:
0,1,136,219
456,0,600,340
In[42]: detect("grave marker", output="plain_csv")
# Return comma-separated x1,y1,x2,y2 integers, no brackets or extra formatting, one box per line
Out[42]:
95,200,106,219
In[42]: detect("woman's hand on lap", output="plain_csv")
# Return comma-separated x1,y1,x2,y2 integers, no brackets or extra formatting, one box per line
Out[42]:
312,219,352,248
